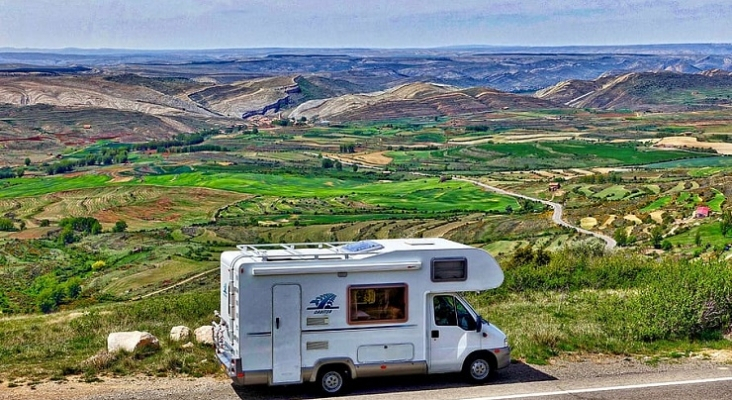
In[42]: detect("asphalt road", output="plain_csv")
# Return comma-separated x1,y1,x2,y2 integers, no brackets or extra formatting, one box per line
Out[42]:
455,177,617,251
233,362,732,400
6,358,731,400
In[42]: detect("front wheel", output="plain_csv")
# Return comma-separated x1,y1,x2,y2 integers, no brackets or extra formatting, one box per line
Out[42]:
463,353,495,383
318,366,350,396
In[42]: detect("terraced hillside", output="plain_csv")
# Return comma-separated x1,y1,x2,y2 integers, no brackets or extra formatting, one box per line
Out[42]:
536,70,732,111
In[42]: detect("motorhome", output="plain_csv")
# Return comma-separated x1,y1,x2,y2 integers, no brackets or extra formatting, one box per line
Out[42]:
213,238,510,395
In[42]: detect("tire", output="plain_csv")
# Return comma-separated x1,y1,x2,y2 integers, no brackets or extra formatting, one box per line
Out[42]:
317,366,349,396
463,353,495,384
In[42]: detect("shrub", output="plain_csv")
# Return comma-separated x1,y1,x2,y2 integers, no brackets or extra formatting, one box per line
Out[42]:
627,259,732,340
0,217,15,231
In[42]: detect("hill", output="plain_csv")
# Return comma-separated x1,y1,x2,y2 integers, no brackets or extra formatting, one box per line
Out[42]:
535,70,732,111
287,82,558,122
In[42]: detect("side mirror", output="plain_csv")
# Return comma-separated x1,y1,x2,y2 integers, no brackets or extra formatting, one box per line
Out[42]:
476,316,483,333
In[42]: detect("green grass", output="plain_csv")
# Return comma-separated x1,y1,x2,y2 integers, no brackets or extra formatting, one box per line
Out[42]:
593,185,630,201
664,182,687,194
0,172,519,215
0,175,111,199
641,195,671,212
474,140,704,166
133,173,519,213
644,184,661,194
666,222,731,249
0,292,221,381
645,156,732,169
101,257,216,297
708,190,725,212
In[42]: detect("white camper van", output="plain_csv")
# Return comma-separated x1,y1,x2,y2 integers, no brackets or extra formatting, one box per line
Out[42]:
213,238,510,395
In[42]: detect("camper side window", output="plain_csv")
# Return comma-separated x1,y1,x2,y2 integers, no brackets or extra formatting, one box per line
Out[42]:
348,284,407,324
431,258,467,282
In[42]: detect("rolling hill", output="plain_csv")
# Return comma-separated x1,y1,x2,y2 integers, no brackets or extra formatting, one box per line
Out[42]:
535,70,732,111
287,82,558,122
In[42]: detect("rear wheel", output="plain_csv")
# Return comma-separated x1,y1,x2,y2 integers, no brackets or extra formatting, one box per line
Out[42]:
317,366,349,396
463,353,495,384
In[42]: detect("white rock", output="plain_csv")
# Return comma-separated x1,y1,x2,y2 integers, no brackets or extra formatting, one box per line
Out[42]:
107,331,160,354
194,325,214,345
170,325,191,342
181,342,194,349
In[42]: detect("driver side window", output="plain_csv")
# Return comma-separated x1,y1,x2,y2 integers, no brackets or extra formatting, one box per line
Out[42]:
433,295,475,331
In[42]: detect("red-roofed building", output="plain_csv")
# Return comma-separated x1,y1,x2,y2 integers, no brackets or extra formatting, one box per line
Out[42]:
695,206,710,218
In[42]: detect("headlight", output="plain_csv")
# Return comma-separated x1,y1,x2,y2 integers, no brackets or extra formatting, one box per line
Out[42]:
504,337,509,347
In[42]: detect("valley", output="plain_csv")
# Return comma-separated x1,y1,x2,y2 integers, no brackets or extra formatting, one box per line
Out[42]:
1,45,732,388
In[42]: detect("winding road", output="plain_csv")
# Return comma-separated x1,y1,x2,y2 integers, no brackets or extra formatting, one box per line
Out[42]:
454,177,617,251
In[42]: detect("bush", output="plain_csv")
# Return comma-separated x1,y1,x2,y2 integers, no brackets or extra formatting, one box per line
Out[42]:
620,259,732,341
0,217,15,231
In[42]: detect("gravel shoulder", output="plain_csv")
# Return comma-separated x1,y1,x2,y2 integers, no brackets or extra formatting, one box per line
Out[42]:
4,354,732,400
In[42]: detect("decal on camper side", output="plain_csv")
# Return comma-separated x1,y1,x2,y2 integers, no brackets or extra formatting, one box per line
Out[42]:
307,293,339,314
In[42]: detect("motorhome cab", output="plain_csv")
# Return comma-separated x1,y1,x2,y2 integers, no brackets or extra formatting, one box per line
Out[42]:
213,238,510,395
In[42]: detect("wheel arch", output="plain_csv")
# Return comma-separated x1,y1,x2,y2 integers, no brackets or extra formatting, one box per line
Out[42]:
308,358,357,382
462,350,498,377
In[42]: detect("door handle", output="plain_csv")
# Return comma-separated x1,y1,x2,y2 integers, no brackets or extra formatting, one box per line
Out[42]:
431,330,439,338
276,317,280,329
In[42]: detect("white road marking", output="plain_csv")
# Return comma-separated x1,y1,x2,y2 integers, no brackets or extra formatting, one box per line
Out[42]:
463,376,732,400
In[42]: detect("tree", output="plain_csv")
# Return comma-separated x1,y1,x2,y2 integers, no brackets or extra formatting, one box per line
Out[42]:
335,161,343,171
613,228,628,247
321,158,334,169
24,157,31,166
58,227,78,245
352,164,359,172
721,209,732,237
650,226,664,249
508,245,535,268
533,248,551,266
112,220,128,233
64,277,83,300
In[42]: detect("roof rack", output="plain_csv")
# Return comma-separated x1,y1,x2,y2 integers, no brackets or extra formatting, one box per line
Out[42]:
236,240,384,262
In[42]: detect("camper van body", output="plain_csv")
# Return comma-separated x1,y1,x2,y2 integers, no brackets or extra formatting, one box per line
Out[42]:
213,238,510,394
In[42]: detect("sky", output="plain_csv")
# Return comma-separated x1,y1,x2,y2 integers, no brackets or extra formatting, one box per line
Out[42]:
1,0,731,50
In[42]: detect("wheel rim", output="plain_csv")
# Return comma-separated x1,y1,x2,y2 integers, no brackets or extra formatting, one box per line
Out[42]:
470,358,490,380
322,371,343,393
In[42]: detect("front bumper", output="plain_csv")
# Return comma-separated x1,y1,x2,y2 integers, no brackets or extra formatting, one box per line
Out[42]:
493,346,511,369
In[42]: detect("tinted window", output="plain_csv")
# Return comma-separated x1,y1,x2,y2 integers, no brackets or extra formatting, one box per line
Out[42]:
431,258,467,281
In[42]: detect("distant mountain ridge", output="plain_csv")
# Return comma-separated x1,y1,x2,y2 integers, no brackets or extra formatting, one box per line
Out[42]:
2,44,731,93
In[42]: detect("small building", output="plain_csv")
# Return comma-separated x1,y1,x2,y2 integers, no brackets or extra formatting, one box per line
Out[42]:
695,206,710,218
548,182,561,191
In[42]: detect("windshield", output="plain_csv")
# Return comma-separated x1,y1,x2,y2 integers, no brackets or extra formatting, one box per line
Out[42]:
455,294,484,323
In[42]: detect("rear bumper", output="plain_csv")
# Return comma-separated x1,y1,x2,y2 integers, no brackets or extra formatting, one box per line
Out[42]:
214,351,269,386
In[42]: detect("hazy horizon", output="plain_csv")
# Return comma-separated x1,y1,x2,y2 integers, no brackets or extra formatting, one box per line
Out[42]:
1,1,731,50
